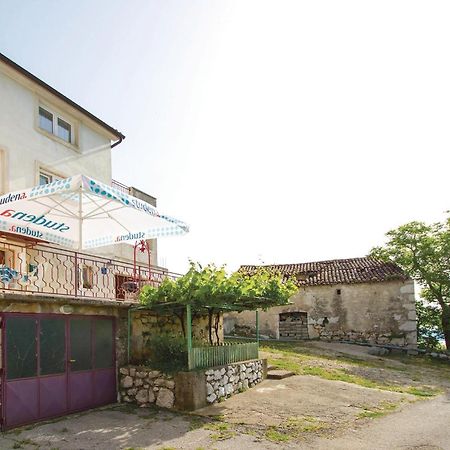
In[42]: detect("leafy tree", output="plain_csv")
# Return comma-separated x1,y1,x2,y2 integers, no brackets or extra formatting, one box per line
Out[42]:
140,262,297,344
371,215,450,349
416,298,445,350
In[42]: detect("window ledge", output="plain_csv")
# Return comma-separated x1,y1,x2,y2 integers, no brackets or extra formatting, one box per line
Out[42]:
35,126,80,153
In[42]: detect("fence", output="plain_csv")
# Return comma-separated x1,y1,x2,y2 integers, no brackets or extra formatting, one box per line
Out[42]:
189,341,259,370
0,239,178,302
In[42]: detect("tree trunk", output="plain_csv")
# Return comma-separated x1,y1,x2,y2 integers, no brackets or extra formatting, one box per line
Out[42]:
174,310,186,338
441,304,450,350
208,309,214,345
214,312,220,344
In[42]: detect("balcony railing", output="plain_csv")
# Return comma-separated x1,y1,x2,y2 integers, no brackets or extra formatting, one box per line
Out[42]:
0,239,179,302
111,179,131,195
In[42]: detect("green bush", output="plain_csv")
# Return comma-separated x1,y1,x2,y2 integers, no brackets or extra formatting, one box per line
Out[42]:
146,334,188,372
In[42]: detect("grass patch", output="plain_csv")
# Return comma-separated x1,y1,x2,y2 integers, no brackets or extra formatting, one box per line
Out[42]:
188,416,206,431
267,351,442,398
205,421,236,441
204,422,230,432
265,428,290,442
263,416,328,442
357,401,398,420
404,386,439,397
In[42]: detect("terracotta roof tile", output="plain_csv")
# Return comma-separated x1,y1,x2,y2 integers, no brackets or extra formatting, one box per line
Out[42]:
239,257,409,287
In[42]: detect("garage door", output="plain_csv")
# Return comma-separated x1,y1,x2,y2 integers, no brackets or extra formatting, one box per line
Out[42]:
2,313,116,429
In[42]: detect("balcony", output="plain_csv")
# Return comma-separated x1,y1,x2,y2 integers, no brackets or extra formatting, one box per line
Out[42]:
0,239,179,303
111,179,157,207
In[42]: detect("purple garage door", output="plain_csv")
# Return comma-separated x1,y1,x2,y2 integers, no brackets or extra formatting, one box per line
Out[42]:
2,314,116,429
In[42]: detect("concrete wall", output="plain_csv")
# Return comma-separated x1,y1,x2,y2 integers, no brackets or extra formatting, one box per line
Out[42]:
225,279,417,347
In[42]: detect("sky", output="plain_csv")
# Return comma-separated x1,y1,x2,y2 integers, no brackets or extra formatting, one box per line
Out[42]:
0,1,449,274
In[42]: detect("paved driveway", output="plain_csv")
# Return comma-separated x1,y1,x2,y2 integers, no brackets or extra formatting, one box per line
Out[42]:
1,377,449,449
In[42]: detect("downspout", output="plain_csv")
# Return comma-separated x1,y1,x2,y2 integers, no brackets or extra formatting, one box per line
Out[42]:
111,135,124,149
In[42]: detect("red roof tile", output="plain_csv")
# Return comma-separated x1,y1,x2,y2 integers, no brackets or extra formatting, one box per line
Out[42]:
239,257,409,286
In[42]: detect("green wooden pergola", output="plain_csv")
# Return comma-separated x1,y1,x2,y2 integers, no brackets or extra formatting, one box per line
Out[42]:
127,301,264,370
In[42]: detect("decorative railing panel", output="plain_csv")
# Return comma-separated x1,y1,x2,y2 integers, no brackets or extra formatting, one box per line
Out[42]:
189,342,259,370
0,240,178,302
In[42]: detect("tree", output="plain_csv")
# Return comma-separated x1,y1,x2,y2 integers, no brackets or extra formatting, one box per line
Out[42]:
371,215,450,349
140,262,297,344
416,298,445,349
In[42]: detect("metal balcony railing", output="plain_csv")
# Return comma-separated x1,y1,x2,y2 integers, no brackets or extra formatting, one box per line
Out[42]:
111,179,131,195
0,240,179,302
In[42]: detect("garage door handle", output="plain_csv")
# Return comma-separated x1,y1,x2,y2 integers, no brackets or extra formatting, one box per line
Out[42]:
69,359,76,363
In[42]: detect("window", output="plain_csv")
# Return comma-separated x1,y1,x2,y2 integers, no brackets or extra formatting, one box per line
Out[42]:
39,107,53,134
38,106,73,144
39,170,63,186
0,250,5,265
57,117,71,143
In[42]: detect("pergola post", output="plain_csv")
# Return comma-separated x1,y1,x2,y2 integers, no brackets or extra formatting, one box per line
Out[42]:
256,309,260,345
186,304,193,370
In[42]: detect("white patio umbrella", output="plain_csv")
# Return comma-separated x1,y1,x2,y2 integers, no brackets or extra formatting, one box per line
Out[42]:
0,174,189,250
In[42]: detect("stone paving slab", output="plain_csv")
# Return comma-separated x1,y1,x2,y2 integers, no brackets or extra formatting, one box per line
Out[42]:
267,369,295,379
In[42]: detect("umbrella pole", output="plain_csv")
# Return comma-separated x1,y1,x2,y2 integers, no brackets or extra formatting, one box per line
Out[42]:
78,187,83,251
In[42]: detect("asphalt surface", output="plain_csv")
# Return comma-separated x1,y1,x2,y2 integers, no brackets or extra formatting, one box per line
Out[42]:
308,393,450,450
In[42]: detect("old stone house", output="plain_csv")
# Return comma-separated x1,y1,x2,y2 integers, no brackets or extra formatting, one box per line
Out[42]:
225,257,417,347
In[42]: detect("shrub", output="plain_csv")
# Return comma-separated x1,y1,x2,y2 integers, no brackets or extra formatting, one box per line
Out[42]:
146,334,188,371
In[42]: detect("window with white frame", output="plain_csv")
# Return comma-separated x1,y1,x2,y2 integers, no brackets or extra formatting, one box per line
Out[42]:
38,106,73,144
39,170,62,186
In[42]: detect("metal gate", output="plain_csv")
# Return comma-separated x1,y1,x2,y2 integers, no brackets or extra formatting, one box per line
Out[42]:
1,313,116,429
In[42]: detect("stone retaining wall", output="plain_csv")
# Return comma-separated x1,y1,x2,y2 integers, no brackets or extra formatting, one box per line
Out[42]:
119,367,176,409
205,359,263,404
119,358,267,411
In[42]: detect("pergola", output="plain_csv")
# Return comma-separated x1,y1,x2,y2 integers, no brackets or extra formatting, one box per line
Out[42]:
127,300,269,370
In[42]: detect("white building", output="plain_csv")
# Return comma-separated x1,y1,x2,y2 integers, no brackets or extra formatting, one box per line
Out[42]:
0,52,178,430
0,52,158,266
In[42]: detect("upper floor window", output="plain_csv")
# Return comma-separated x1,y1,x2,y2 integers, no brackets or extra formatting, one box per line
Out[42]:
38,106,73,144
39,170,62,186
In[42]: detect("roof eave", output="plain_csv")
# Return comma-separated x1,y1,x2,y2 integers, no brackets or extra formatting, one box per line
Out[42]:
0,52,125,143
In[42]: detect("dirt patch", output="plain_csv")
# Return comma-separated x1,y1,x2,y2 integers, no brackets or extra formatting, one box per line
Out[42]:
195,375,412,432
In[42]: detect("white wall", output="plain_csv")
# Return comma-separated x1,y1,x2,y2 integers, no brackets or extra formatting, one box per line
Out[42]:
0,62,163,269
0,66,112,194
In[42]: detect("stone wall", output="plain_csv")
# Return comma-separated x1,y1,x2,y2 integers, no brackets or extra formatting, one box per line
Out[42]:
119,366,176,409
225,280,417,347
205,359,264,404
118,358,266,411
131,310,224,362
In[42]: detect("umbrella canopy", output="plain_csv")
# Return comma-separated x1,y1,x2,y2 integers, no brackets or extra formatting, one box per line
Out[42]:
0,174,189,250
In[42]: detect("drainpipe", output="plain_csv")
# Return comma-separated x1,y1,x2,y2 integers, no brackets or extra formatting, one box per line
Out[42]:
111,135,124,149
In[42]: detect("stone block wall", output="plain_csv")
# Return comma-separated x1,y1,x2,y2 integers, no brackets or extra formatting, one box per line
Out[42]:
118,358,266,411
131,311,224,362
119,366,176,409
225,280,417,347
205,359,264,404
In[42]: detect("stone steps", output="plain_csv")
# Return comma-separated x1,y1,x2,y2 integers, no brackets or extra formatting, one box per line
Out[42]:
267,369,296,380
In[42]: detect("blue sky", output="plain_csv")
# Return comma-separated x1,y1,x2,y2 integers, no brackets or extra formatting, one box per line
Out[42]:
1,1,449,273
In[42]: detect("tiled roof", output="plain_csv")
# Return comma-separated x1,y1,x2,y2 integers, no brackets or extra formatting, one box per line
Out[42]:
239,257,409,287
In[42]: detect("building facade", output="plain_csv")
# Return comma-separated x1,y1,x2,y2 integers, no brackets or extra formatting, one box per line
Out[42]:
225,257,417,348
0,53,175,429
